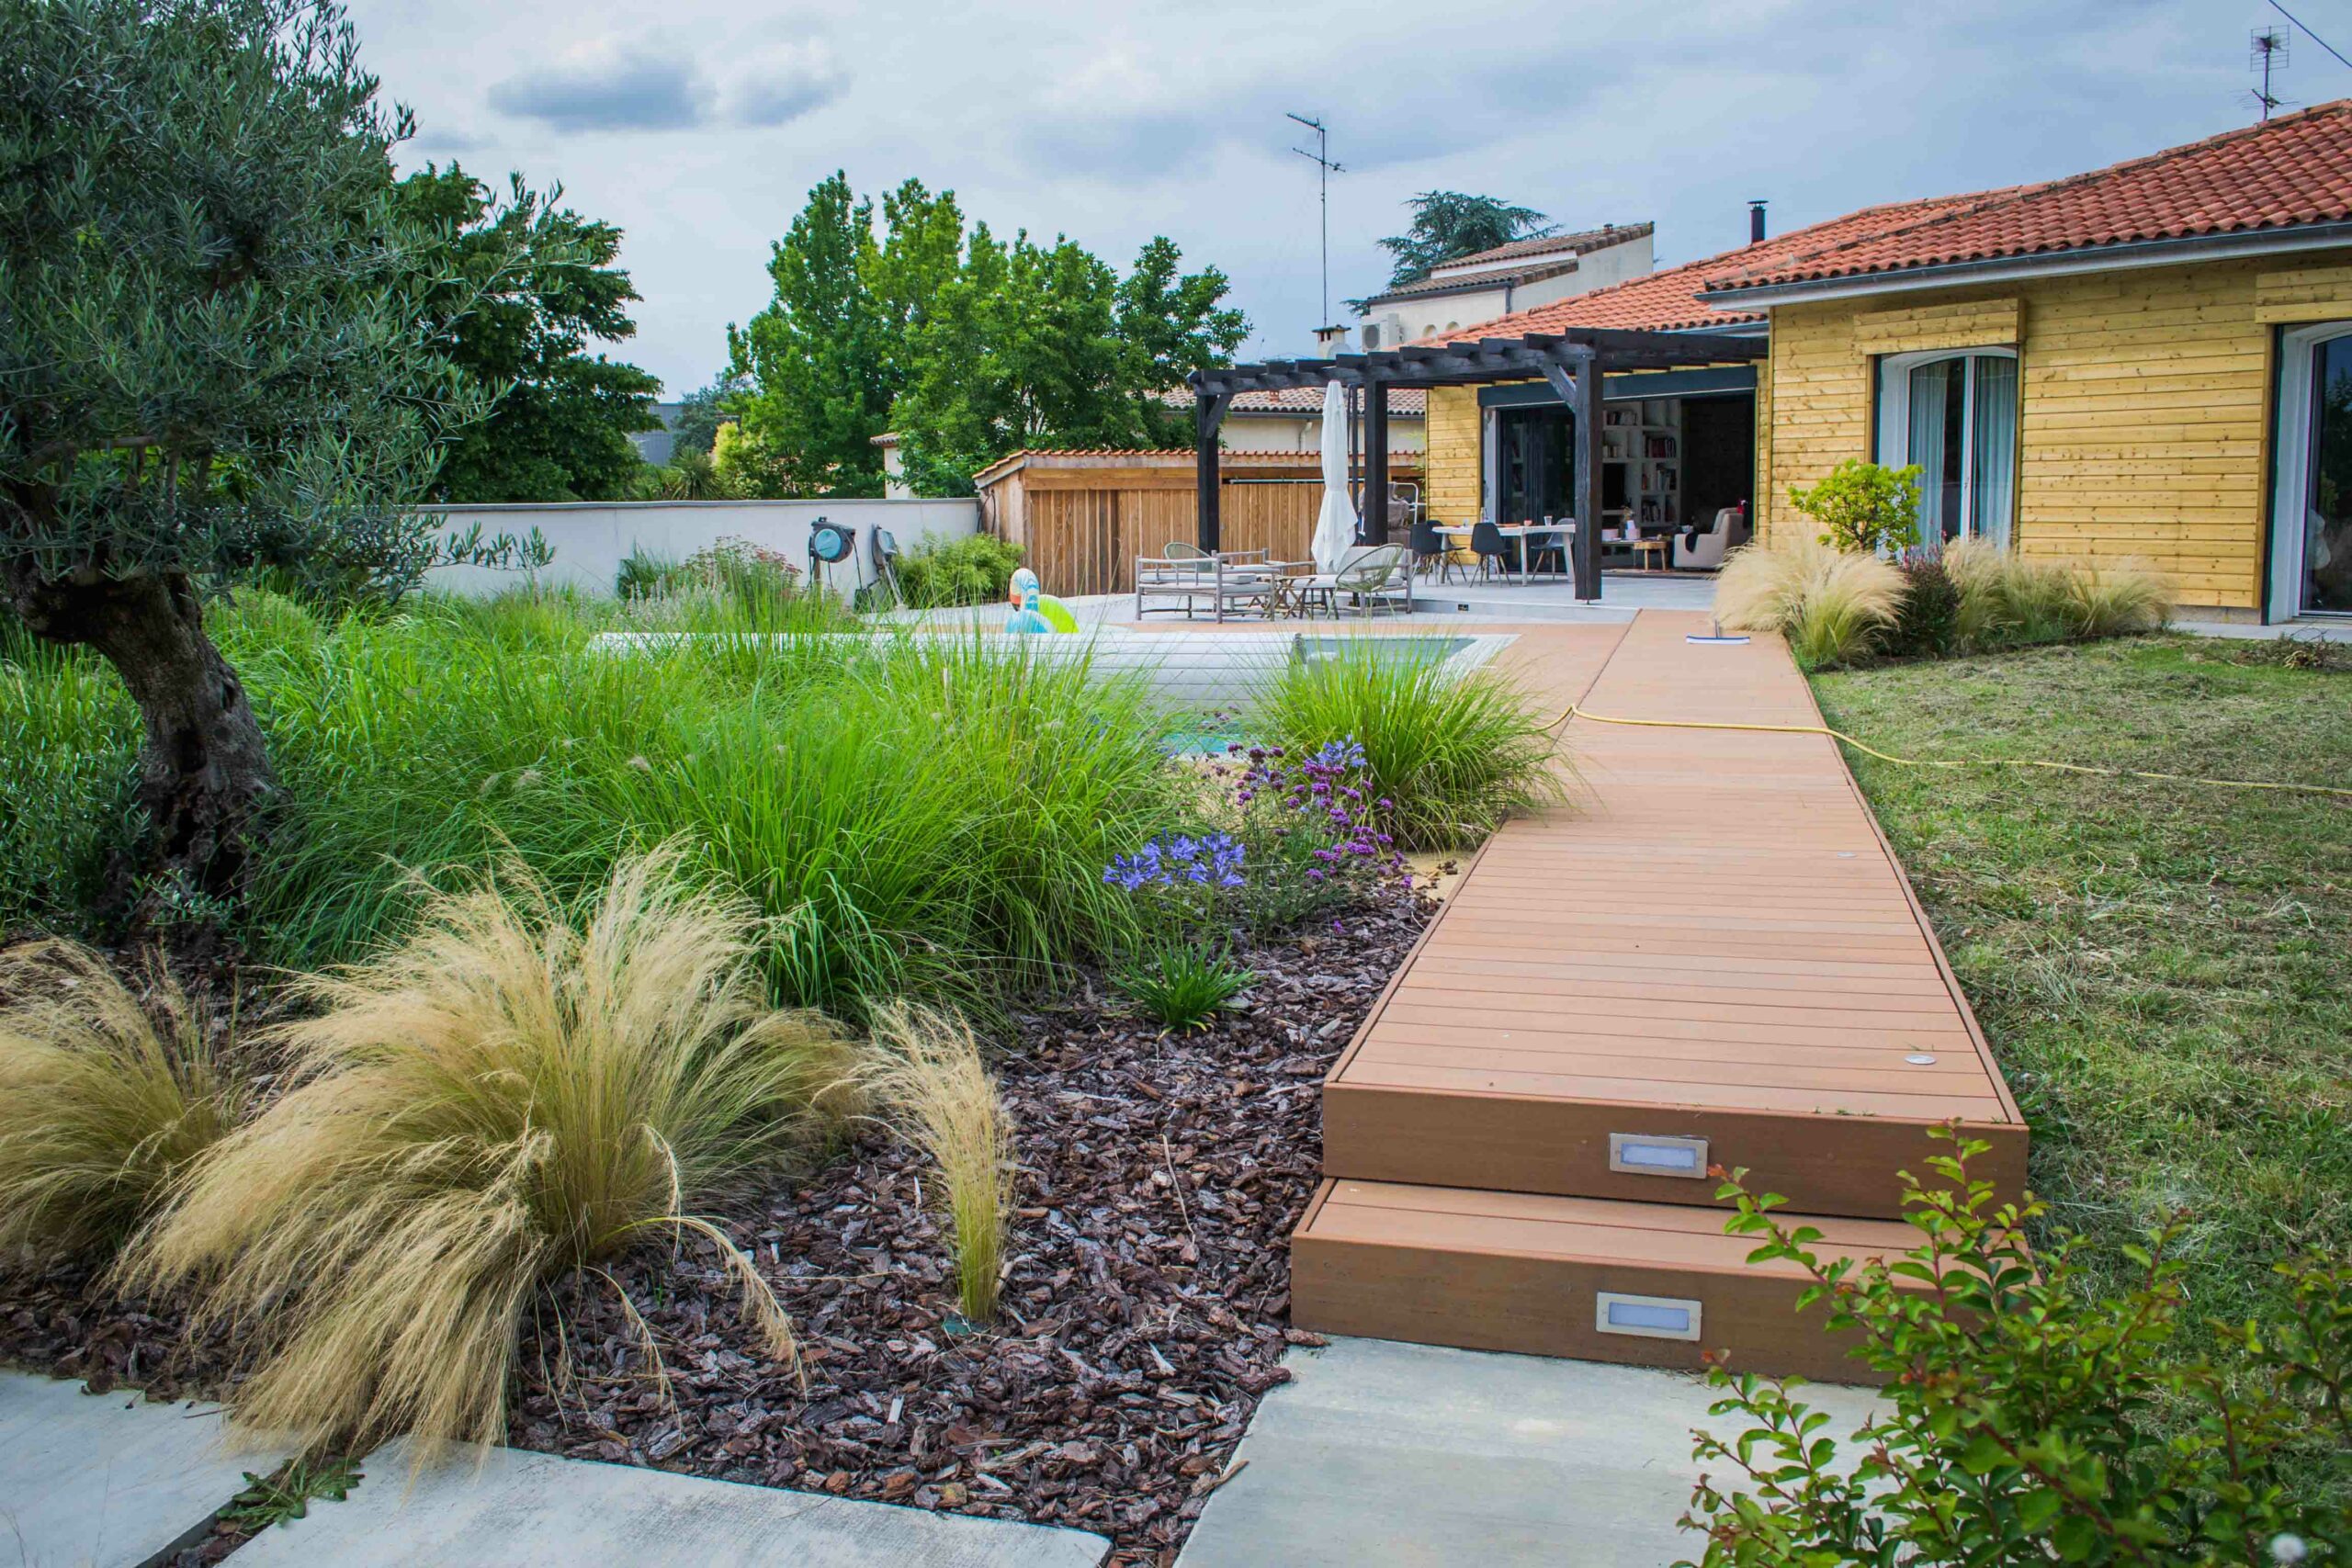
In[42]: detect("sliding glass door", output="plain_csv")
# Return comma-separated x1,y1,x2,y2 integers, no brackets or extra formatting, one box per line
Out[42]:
1875,349,2018,547
2273,324,2352,617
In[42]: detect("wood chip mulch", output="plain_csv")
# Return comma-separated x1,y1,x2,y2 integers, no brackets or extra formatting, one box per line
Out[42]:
0,897,1430,1567
508,897,1430,1565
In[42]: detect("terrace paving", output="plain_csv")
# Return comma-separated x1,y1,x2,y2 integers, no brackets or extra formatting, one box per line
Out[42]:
230,1438,1109,1568
0,1371,292,1568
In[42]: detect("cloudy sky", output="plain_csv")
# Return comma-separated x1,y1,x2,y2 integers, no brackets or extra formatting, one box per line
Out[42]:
345,0,2352,396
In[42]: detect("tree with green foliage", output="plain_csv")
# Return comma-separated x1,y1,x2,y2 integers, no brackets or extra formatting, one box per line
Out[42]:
393,164,660,502
731,174,1247,498
0,0,544,928
727,173,894,496
1367,191,1556,295
669,374,746,460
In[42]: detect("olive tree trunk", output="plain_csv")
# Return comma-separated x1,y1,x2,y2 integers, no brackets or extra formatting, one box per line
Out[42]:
7,563,276,931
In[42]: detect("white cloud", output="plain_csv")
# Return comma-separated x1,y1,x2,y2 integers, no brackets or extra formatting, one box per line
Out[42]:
720,39,849,128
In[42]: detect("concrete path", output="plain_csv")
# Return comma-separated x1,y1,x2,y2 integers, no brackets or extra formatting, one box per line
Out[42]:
1178,1336,1882,1568
0,1371,289,1568
230,1438,1106,1568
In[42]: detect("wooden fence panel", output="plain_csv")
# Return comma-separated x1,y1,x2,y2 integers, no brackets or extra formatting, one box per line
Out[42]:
1022,480,1327,596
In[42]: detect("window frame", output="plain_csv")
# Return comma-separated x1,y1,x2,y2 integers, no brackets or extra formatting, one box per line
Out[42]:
1872,346,2019,549
2267,320,2352,621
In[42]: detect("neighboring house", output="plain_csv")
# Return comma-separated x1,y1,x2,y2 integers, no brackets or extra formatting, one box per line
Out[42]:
630,401,686,467
872,432,911,499
1354,222,1654,352
1412,103,2352,623
1156,386,1428,455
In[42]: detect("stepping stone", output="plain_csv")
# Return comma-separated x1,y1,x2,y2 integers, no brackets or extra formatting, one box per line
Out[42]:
0,1370,291,1568
1178,1336,1883,1568
231,1438,1108,1567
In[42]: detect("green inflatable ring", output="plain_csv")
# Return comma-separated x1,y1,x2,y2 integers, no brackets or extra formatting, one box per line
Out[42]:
1035,594,1079,633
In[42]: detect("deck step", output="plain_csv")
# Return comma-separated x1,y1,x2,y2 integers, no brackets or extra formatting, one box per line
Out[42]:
1291,1177,1920,1382
1322,1076,2025,1219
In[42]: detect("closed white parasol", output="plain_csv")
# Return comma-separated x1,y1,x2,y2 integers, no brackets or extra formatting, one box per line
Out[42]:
1310,379,1358,572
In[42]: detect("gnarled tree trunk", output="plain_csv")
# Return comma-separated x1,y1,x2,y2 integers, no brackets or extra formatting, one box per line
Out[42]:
6,561,276,935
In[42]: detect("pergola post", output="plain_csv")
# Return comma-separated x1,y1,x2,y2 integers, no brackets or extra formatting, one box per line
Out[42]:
1543,347,1604,601
1571,350,1602,601
1194,389,1229,553
1362,379,1389,545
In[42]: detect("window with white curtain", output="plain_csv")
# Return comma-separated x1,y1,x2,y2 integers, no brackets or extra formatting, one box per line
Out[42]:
1873,349,2018,547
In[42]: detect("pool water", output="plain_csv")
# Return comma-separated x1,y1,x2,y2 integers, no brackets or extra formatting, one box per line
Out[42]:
1292,635,1476,668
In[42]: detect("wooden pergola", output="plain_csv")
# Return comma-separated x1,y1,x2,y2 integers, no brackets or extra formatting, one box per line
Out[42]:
1189,327,1768,600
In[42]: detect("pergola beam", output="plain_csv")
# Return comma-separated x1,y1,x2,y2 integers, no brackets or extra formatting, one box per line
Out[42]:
1187,324,1766,597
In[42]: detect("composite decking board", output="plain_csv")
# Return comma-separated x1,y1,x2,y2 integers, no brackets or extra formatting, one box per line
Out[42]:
1321,609,2025,1219
1291,1178,1925,1381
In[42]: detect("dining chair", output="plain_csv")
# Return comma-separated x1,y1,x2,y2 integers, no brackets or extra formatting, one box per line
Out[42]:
1525,516,1569,579
1408,516,1454,582
1468,520,1516,582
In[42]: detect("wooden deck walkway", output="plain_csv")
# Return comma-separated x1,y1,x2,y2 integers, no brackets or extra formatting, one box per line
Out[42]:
1294,610,2026,1379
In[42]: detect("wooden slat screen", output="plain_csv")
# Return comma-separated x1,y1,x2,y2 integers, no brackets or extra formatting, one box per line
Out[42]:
1021,479,1323,596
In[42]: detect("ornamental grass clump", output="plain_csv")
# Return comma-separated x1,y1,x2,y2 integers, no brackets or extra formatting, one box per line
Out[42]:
1254,646,1562,851
860,1003,1013,1324
119,849,858,1454
0,941,244,1260
1714,535,1905,669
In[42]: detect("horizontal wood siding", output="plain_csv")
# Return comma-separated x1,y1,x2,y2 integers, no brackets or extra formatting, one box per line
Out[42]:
1759,253,2352,608
2255,263,2352,322
1423,386,1482,522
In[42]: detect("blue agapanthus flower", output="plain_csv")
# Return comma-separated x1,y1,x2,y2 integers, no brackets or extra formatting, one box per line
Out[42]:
1104,831,1246,890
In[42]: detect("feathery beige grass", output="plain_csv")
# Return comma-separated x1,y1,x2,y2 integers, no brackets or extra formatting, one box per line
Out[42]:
1714,535,1905,667
118,848,857,1454
0,942,243,1259
861,1003,1013,1324
2066,560,2174,639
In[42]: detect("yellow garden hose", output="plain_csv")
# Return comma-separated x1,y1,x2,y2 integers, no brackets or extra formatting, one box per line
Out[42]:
1547,705,2352,801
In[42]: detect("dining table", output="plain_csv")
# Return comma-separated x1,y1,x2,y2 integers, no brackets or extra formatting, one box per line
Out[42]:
1432,522,1576,586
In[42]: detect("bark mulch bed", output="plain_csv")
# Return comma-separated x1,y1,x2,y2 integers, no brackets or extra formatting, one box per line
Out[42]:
0,896,1430,1567
511,897,1430,1565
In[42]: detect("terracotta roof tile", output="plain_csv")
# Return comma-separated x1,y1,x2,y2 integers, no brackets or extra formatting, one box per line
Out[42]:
1419,189,2013,344
1707,98,2352,291
1439,221,1653,269
1158,385,1427,414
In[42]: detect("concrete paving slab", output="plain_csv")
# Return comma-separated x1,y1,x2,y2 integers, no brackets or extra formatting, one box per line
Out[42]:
229,1438,1107,1568
0,1371,288,1568
1178,1337,1883,1568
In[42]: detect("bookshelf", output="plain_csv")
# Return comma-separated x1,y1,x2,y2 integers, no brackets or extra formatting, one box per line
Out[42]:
1600,399,1680,527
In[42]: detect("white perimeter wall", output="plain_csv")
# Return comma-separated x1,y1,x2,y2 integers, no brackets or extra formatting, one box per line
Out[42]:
421,499,979,602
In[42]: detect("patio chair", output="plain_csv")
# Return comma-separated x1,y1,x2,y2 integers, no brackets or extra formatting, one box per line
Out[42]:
1524,517,1570,579
1468,520,1516,582
1332,544,1411,618
1408,516,1457,582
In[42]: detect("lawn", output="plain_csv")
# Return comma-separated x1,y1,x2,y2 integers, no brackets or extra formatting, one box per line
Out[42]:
1813,634,2352,1336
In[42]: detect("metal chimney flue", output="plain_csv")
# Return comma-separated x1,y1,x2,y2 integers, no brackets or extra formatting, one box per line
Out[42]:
1748,199,1768,244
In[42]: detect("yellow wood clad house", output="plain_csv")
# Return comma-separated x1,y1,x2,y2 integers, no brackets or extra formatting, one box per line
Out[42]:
1410,103,2352,622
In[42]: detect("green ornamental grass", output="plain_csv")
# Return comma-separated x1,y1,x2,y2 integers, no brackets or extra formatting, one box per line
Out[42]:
1253,642,1565,851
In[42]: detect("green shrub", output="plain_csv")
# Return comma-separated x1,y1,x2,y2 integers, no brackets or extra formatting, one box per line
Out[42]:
1253,644,1563,851
1882,555,1962,660
1681,1131,2352,1566
1787,459,1923,554
1114,936,1254,1031
892,533,1024,609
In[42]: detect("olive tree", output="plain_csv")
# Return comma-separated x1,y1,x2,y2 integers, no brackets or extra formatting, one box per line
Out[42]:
0,0,536,924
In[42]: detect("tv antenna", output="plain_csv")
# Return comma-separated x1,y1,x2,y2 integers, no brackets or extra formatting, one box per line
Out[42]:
2249,26,2290,119
1287,112,1344,333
